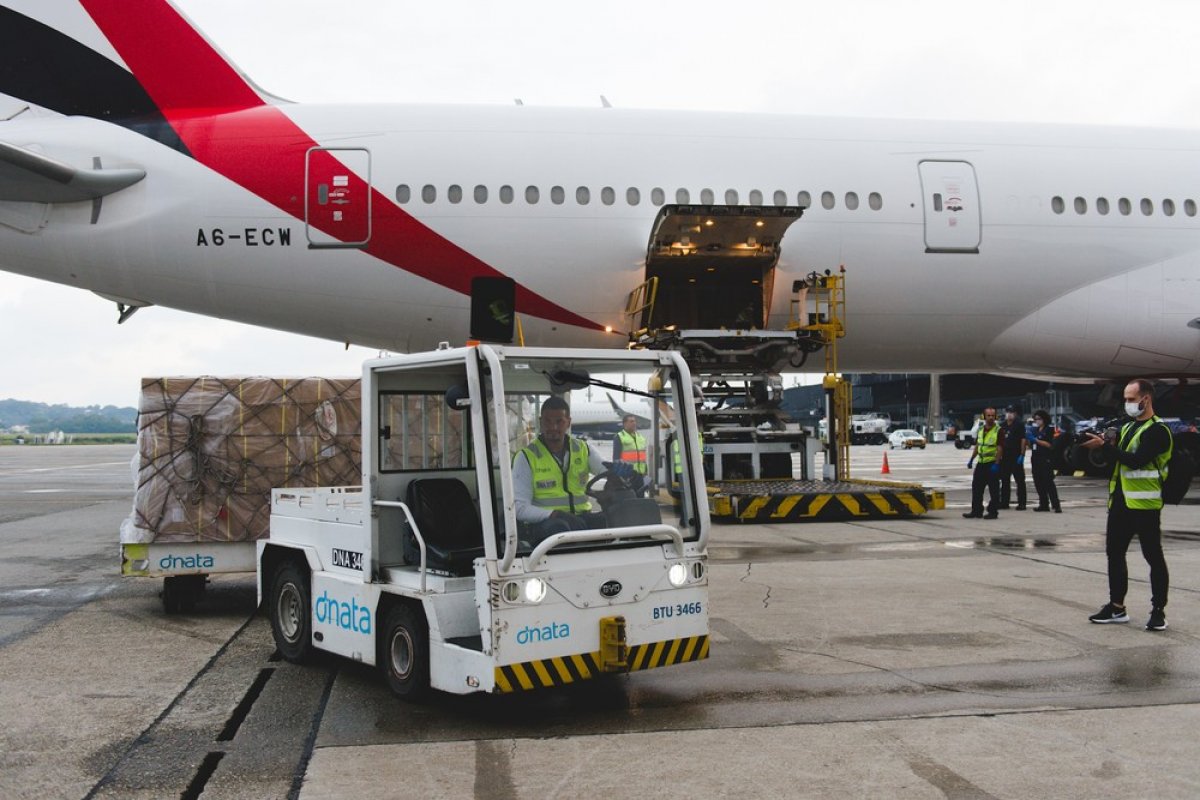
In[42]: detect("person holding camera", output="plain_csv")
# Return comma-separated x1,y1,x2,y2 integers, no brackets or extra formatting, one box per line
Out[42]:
963,407,1003,519
1080,379,1173,631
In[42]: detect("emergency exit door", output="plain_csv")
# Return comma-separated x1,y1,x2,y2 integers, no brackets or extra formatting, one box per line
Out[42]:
918,160,980,253
305,147,371,248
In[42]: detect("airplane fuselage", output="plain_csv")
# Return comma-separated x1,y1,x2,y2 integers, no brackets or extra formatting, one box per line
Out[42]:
2,102,1199,378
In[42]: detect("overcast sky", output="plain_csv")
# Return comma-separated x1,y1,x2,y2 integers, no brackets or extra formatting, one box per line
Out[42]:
3,0,1200,408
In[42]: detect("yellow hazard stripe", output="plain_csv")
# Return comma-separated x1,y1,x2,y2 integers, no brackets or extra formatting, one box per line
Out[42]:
715,489,930,522
627,634,710,673
494,635,710,692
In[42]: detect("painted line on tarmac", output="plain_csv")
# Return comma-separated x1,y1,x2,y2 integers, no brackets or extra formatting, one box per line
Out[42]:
0,461,130,477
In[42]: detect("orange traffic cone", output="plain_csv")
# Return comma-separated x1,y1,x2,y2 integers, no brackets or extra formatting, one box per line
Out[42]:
881,451,891,474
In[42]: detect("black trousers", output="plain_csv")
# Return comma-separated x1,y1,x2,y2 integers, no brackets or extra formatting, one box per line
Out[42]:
999,458,1026,507
1031,458,1060,510
970,462,1000,515
1106,502,1168,610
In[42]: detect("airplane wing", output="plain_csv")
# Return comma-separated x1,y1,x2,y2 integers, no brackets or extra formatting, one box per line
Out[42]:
0,140,144,203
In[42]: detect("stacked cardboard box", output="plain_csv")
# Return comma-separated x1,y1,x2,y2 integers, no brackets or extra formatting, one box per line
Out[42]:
121,376,362,544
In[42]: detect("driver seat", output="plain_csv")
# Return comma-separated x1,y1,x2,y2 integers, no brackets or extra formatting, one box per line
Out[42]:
403,478,485,576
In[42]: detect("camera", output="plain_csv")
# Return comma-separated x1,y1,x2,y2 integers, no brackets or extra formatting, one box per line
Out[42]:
1089,416,1121,444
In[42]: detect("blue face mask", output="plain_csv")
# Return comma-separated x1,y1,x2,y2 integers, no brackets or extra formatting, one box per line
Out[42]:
1124,400,1142,417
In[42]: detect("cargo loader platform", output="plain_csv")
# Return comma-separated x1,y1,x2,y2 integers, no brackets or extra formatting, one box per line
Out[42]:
708,479,944,523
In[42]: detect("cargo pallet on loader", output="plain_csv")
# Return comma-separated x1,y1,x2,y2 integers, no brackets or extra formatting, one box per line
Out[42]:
259,344,711,698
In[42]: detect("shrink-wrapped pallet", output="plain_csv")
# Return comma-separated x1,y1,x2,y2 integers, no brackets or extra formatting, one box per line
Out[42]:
120,377,362,544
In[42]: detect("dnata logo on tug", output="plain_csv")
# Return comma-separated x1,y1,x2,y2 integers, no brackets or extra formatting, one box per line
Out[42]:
515,621,570,645
314,590,371,634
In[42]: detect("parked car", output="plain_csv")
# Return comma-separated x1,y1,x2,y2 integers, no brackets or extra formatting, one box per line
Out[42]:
889,429,927,449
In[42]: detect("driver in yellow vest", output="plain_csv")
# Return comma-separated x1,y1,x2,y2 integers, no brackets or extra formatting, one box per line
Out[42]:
513,396,610,543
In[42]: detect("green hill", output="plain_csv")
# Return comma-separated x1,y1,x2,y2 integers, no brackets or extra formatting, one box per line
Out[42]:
0,398,137,434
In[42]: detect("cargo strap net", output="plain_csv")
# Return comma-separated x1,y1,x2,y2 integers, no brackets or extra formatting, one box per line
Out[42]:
123,376,362,544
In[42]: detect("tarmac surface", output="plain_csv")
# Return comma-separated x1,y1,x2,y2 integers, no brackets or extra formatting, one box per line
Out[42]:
1,442,1199,798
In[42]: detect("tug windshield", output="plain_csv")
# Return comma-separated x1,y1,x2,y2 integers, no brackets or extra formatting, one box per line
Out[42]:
482,353,702,556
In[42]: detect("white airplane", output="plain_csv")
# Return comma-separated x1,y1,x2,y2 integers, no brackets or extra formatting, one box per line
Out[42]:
566,391,655,438
1,1,1198,380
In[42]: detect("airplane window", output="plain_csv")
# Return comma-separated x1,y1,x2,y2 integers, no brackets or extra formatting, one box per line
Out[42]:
1163,199,1176,217
773,190,787,206
576,187,590,205
1186,199,1197,217
601,186,615,205
749,189,763,206
797,191,811,208
448,184,462,204
845,192,859,210
474,185,488,204
525,186,540,204
551,186,565,205
422,184,436,203
396,184,410,204
676,188,690,204
1096,197,1110,215
1074,197,1086,214
500,185,514,204
725,189,739,204
1141,198,1153,216
700,188,714,204
627,187,640,205
651,187,665,206
821,191,835,210
1050,196,1064,214
1118,197,1131,215
868,192,882,210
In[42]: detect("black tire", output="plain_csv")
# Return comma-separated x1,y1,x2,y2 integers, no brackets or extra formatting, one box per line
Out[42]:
380,603,430,700
1175,431,1200,469
1050,434,1073,474
1072,440,1114,478
270,561,312,663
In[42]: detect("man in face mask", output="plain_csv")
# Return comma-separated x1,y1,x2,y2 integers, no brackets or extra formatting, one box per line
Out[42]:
1079,379,1173,631
997,404,1028,510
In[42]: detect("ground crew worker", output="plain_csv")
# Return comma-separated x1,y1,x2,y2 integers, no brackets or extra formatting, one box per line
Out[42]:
1080,379,1172,630
513,396,621,544
963,408,1003,519
612,414,648,496
998,404,1027,510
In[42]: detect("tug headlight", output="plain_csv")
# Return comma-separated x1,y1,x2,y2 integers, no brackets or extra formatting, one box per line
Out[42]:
523,577,547,603
501,578,547,604
668,563,688,587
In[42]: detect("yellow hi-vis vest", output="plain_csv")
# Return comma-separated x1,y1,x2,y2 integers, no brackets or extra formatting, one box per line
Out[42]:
1109,417,1172,511
519,438,592,514
672,431,704,475
977,425,999,464
616,430,648,474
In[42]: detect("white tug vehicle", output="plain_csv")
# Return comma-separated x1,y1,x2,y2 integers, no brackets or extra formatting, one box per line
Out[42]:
259,345,710,698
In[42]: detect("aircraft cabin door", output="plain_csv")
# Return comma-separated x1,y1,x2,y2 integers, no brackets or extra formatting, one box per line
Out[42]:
305,147,371,248
918,160,980,253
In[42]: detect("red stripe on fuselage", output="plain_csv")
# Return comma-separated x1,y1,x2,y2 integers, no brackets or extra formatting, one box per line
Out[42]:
78,0,601,332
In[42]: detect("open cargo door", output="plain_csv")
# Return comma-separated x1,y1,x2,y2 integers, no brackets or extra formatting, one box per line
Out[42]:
634,204,803,332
